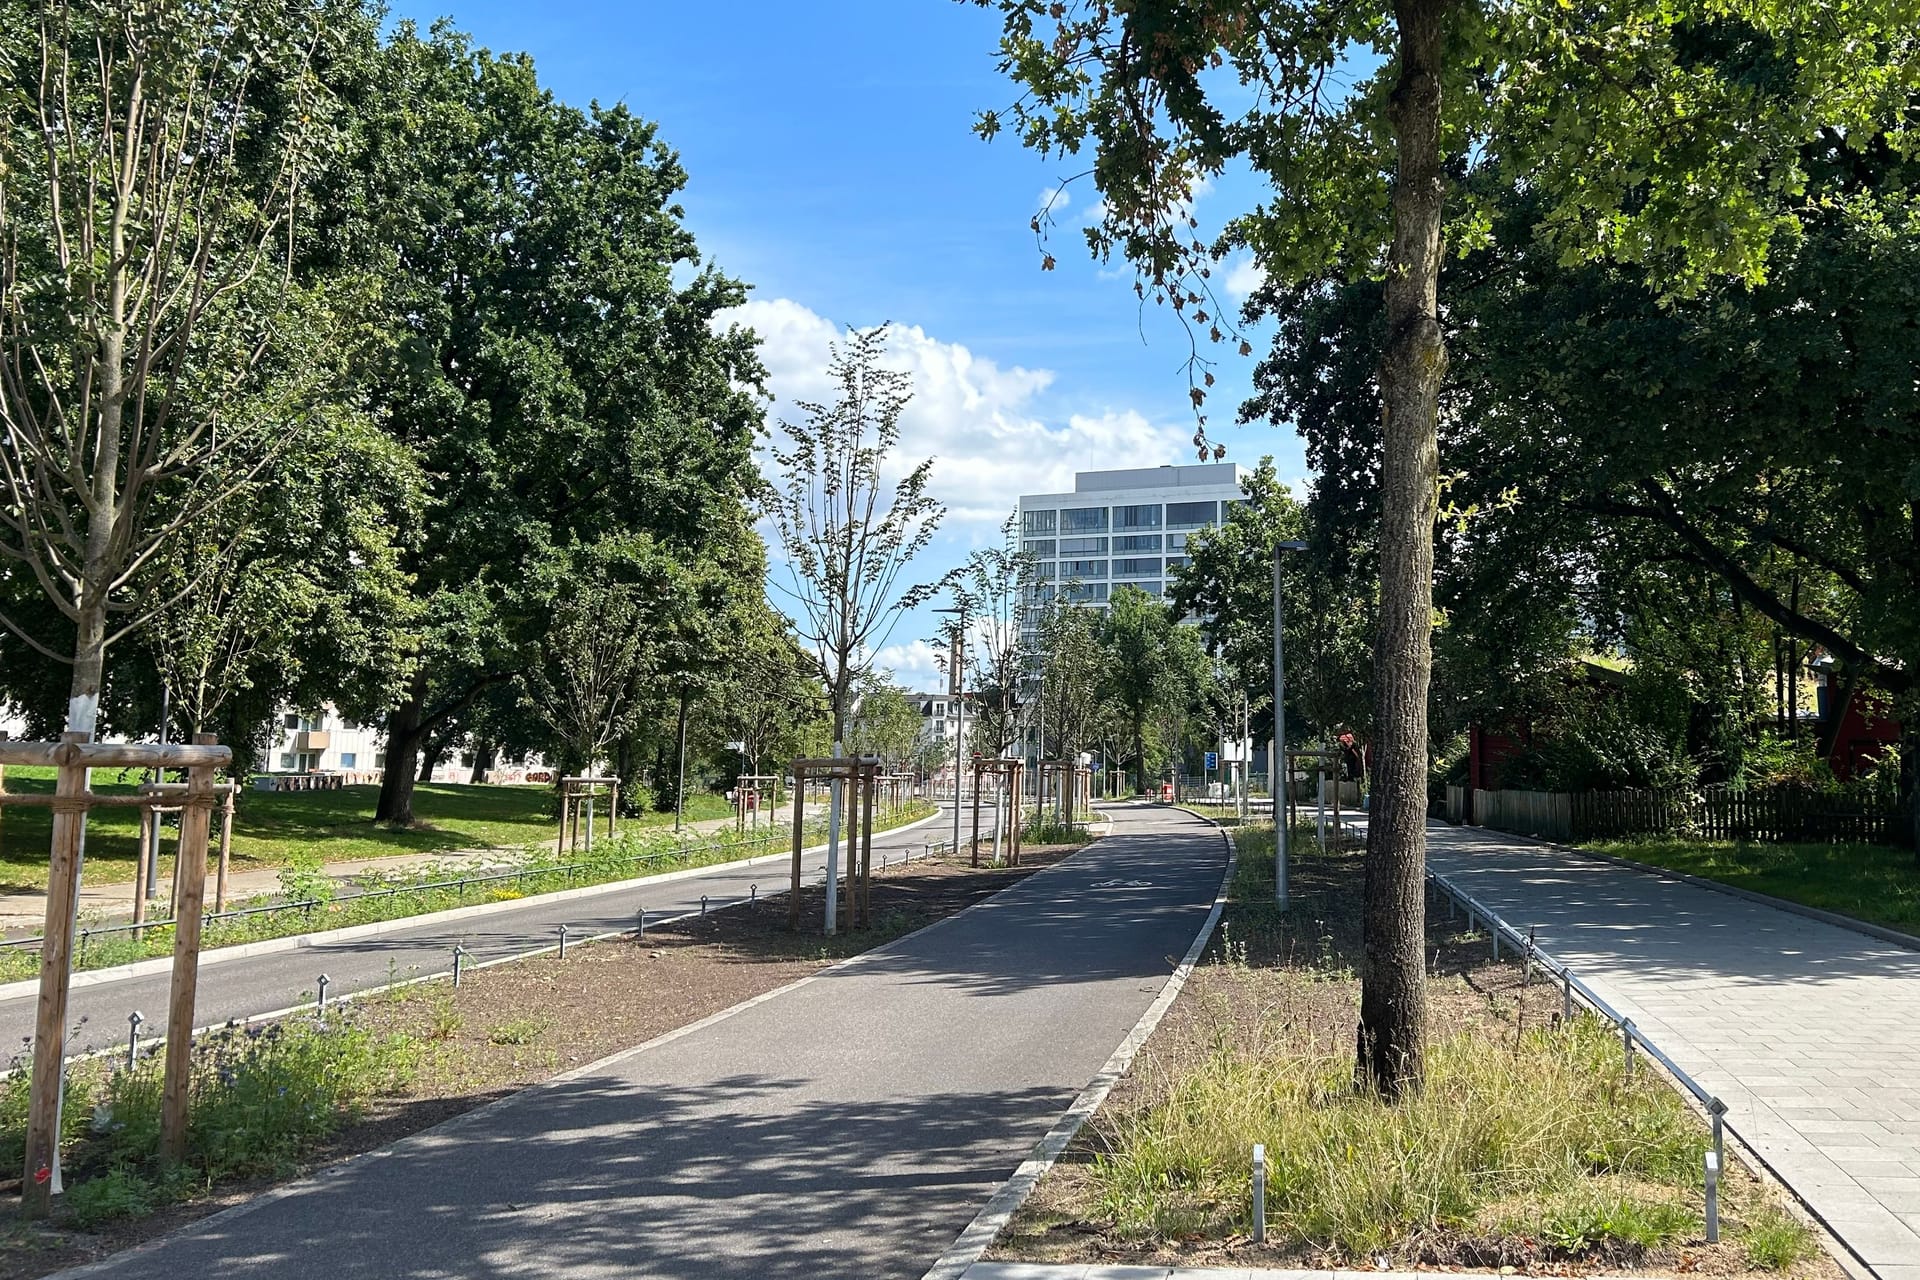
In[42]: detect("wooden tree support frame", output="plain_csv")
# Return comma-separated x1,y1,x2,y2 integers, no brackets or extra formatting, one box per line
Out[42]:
0,733,231,1218
787,756,879,934
557,776,619,858
970,756,1025,868
136,780,240,916
1037,760,1094,829
734,773,779,831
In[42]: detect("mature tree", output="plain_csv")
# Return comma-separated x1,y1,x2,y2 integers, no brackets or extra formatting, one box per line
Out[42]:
709,621,826,785
1172,459,1374,749
972,0,1914,1093
333,23,763,823
1100,586,1189,795
517,550,656,778
0,0,363,736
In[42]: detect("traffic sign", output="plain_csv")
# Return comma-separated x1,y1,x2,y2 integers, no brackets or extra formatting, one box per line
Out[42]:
1204,751,1218,770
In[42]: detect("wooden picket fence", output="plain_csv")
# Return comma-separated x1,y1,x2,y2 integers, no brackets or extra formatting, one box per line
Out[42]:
1470,784,1898,846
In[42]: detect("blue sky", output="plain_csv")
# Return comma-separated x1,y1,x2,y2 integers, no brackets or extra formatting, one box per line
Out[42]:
388,0,1309,687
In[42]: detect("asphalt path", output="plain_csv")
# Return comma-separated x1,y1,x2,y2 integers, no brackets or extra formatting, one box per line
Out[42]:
56,802,1227,1280
1,806,988,1058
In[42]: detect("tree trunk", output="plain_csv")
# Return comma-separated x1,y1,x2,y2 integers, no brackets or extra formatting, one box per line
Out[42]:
376,678,428,825
467,738,496,785
65,608,108,738
1358,0,1446,1100
417,734,441,783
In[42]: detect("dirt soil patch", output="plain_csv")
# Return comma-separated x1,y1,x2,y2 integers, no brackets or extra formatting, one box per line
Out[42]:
992,834,1840,1280
0,843,1082,1278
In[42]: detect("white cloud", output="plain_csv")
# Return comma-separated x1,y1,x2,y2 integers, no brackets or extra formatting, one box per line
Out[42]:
1223,253,1265,301
729,297,1193,529
873,638,944,691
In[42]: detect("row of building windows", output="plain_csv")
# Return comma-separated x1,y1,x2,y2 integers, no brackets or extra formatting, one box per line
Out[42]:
1020,500,1226,540
1021,532,1194,557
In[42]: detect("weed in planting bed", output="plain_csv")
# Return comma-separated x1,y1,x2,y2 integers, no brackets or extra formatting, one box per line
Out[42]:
994,826,1836,1278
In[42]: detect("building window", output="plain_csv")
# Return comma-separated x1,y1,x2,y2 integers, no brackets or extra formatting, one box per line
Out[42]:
1112,557,1160,578
341,752,357,768
1114,533,1161,553
279,753,294,770
1166,555,1190,571
1136,582,1164,598
282,713,298,729
374,752,386,769
1057,536,1106,555
1062,582,1108,603
1060,506,1108,533
1061,559,1107,578
1029,561,1055,581
1166,500,1218,530
1113,503,1162,530
1021,539,1055,556
1166,532,1188,550
1020,509,1056,535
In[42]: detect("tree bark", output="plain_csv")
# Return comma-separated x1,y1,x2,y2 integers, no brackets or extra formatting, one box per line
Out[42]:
468,738,496,785
1358,0,1446,1100
376,678,428,825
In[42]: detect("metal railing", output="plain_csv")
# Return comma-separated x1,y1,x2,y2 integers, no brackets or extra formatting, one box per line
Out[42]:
4,812,940,963
1427,868,1728,1239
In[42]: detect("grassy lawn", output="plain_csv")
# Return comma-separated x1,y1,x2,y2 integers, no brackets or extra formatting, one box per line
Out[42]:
1578,835,1920,935
0,769,732,893
994,825,1825,1277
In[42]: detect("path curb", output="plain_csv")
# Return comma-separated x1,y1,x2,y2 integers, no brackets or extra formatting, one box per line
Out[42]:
922,811,1239,1280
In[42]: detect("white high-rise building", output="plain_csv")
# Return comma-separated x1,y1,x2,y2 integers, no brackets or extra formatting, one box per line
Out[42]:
1015,461,1247,632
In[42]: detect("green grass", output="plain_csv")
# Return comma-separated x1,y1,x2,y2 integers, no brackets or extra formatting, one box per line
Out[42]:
0,771,733,892
1090,1011,1705,1255
1578,835,1920,935
0,800,939,981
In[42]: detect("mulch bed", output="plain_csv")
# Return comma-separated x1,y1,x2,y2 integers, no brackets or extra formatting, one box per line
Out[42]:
0,843,1084,1278
992,837,1842,1280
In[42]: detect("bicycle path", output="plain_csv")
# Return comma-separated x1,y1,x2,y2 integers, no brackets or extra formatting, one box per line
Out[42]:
1422,819,1920,1280
54,803,1226,1280
0,806,960,1059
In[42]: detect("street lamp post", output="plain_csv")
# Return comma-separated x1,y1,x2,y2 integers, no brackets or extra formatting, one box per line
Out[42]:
1272,540,1308,908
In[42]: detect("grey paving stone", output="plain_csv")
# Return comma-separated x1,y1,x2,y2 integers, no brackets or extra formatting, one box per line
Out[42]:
1424,822,1920,1273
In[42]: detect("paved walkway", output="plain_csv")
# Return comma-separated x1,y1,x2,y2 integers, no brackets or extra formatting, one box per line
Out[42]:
1424,820,1920,1280
0,804,798,934
52,804,1226,1279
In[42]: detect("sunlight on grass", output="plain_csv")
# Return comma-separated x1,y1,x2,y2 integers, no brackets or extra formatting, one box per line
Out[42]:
1580,835,1920,934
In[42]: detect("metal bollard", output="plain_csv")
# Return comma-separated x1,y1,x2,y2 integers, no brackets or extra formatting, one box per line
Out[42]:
1704,1149,1721,1243
1524,927,1536,985
1709,1098,1727,1172
452,945,468,988
700,895,708,916
749,884,757,903
1622,1019,1636,1072
316,973,331,1014
636,906,646,938
126,1011,144,1070
1251,1143,1267,1243
557,924,570,960
1563,970,1574,1022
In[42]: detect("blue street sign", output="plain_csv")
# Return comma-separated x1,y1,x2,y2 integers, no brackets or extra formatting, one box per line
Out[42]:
1204,751,1218,770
